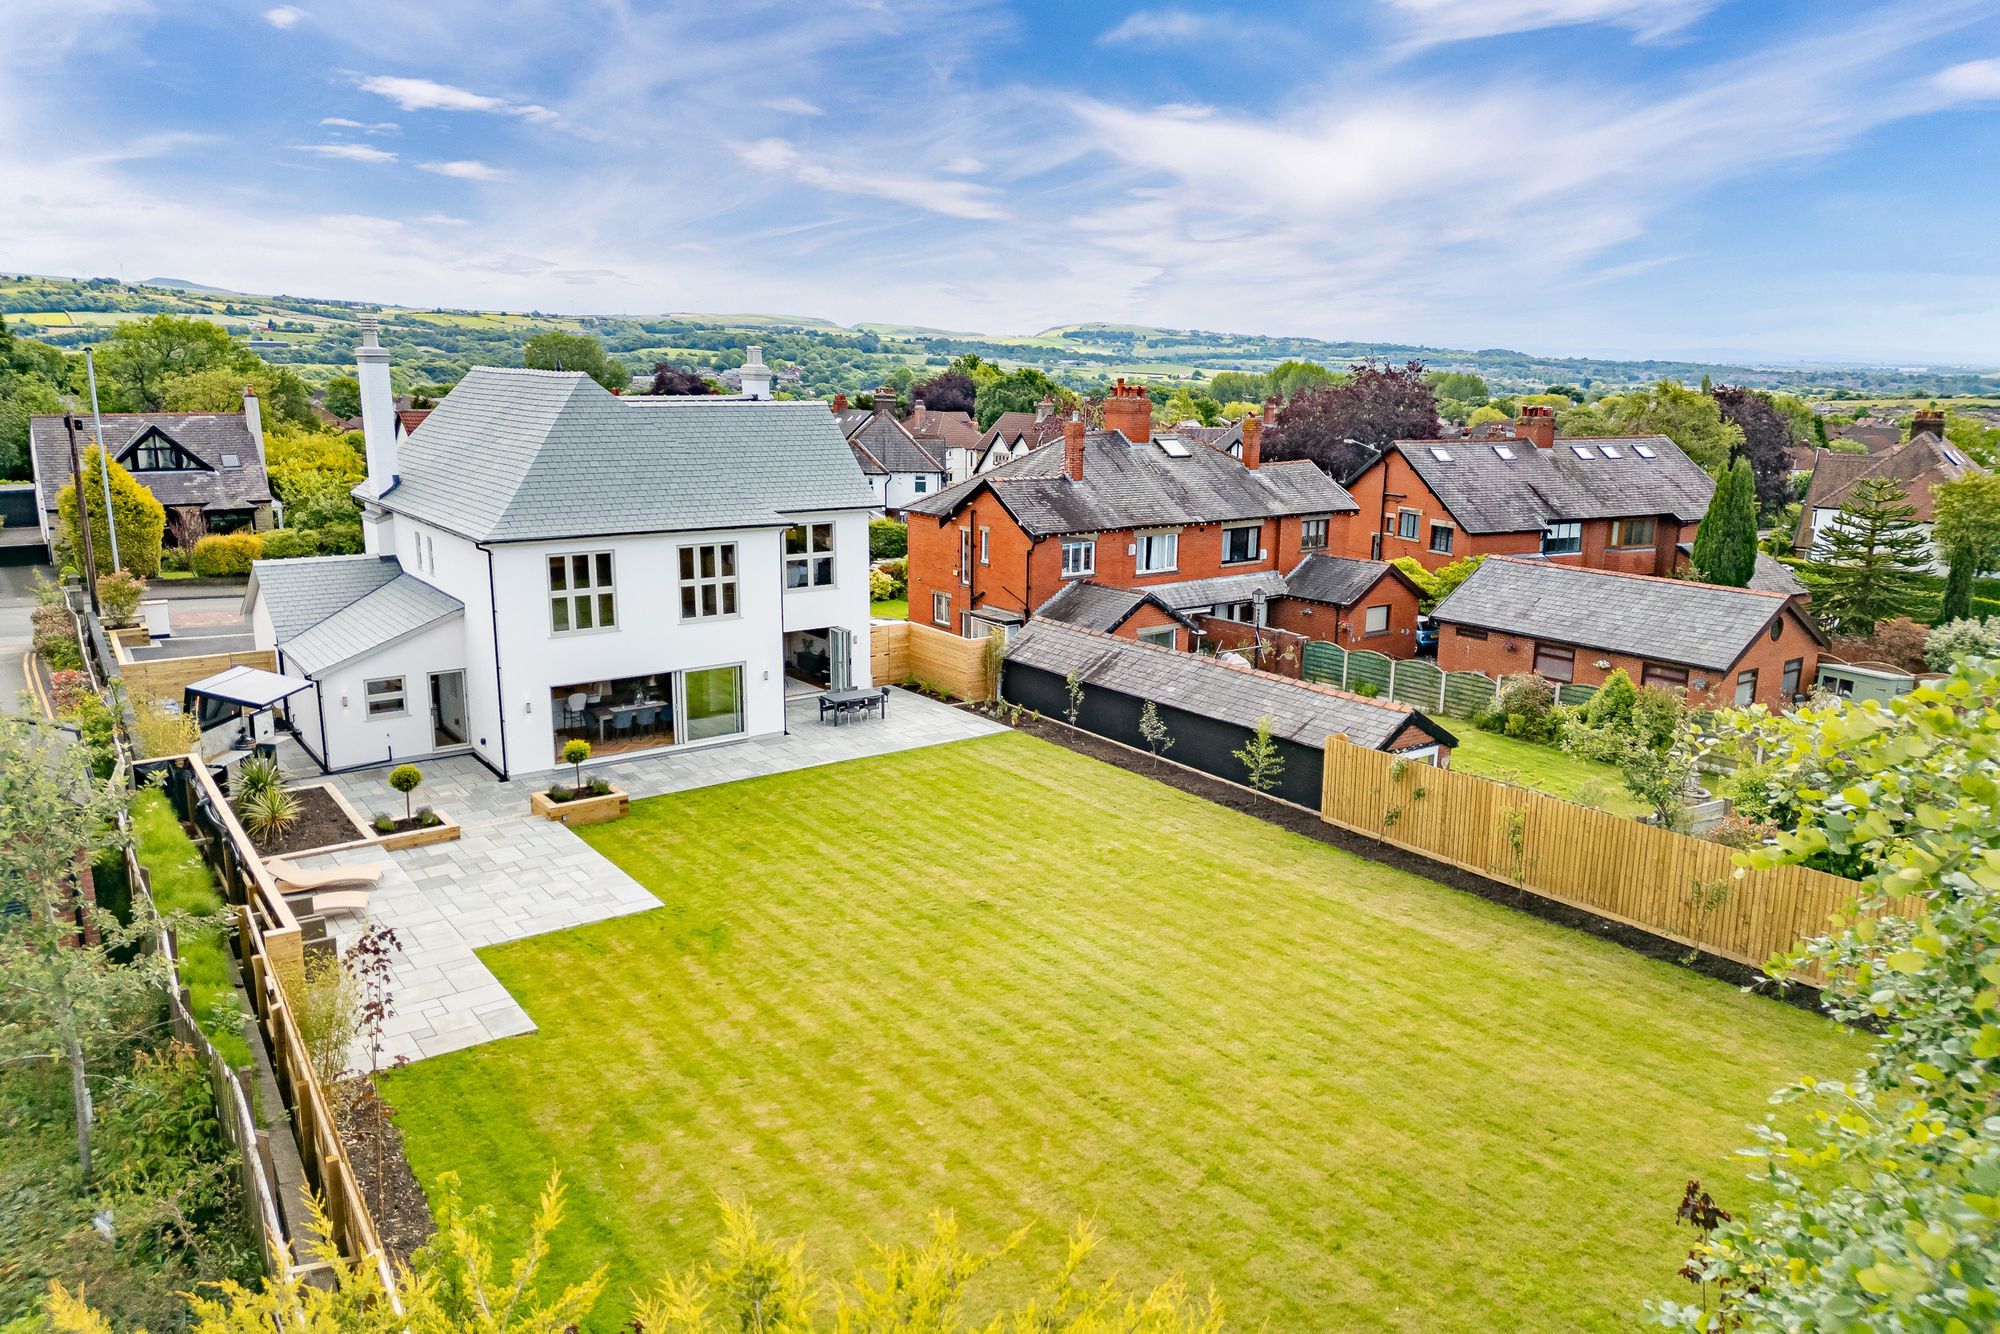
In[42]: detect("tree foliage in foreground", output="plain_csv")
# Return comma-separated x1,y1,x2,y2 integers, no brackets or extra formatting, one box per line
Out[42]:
1653,658,2000,1331
51,1169,1223,1333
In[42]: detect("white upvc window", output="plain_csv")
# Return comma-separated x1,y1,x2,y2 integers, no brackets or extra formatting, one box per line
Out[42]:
1136,625,1177,649
548,551,616,634
784,523,835,589
363,676,406,717
1396,509,1420,540
1222,522,1261,564
932,590,950,625
978,526,990,565
1061,538,1096,577
1363,604,1391,635
1135,529,1179,575
678,542,739,620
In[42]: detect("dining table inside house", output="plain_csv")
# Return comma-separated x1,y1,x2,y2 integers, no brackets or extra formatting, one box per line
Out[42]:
587,697,669,741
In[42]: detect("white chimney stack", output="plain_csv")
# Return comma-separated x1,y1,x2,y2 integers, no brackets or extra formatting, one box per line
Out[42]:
739,344,773,400
356,318,398,554
240,386,263,452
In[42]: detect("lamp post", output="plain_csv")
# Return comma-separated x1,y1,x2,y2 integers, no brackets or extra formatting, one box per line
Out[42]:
61,415,101,618
84,350,120,570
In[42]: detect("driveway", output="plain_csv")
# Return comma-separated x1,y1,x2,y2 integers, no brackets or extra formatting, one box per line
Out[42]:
290,688,1006,1063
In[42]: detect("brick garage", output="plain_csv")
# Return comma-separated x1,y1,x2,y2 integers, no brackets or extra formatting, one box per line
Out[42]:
1266,555,1428,660
1432,557,1825,710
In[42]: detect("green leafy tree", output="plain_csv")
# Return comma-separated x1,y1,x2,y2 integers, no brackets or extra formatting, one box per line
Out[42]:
1206,370,1267,404
1689,457,1758,586
1812,476,1933,635
321,375,362,420
1264,359,1337,402
1562,379,1743,472
1427,554,1485,607
0,369,66,480
160,363,315,427
1658,659,2000,1332
1930,472,2000,622
56,445,167,577
94,314,253,411
523,331,627,392
1139,699,1175,768
388,764,423,821
1233,715,1286,793
972,367,1066,430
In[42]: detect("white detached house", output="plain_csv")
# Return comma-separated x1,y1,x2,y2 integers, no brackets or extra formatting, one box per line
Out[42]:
244,321,877,778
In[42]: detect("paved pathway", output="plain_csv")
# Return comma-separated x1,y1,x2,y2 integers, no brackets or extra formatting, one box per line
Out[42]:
291,689,1004,1063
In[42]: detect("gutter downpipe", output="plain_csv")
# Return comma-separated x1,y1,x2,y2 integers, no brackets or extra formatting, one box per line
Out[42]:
482,544,511,781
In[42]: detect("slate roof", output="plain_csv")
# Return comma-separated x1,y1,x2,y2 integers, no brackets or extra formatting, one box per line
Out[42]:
245,555,463,673
908,429,1357,537
1005,619,1453,752
843,409,945,476
30,412,272,516
977,410,1064,451
1034,581,1193,634
376,368,877,543
1794,435,1980,544
1429,557,1820,670
911,408,980,452
1749,551,1809,596
1386,434,1713,534
1142,570,1290,611
1282,554,1408,607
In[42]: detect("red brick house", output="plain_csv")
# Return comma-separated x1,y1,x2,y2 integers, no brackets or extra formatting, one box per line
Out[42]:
1265,554,1429,659
1340,406,1715,575
905,381,1366,643
1431,557,1825,710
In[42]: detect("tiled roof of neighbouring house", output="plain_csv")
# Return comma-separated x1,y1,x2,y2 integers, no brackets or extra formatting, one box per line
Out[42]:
843,409,945,476
1388,434,1713,534
1429,556,1822,670
1034,581,1193,634
977,410,1065,451
1282,554,1408,607
1005,619,1454,752
1794,435,1981,545
1141,570,1290,611
911,409,980,451
30,412,273,516
908,429,1357,537
376,368,877,542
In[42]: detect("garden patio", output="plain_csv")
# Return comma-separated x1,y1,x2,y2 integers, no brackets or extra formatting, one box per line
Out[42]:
381,729,1858,1331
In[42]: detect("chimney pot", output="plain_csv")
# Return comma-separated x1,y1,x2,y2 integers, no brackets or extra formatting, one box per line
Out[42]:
1912,409,1947,440
1514,403,1556,450
831,393,848,414
1064,412,1086,482
1101,380,1153,443
1241,412,1262,470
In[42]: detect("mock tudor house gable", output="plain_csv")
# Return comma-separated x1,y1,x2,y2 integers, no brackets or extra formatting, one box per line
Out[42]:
1430,556,1826,710
1343,406,1715,575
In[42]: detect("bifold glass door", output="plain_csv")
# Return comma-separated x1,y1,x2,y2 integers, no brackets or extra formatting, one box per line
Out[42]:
681,664,744,742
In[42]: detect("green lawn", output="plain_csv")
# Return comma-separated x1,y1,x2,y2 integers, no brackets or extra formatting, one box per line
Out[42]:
384,731,1854,1331
1447,728,1650,818
869,598,907,620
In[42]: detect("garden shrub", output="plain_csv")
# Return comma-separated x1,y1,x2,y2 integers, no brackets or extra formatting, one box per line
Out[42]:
308,521,364,555
159,546,192,573
131,790,251,1068
190,531,263,577
32,603,83,672
1486,672,1560,744
96,570,147,627
1924,616,2000,670
56,446,166,577
868,517,908,560
869,568,896,602
255,527,321,560
60,690,118,778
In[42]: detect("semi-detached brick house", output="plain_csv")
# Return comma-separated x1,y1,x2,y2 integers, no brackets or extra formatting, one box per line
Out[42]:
904,382,1374,647
1340,406,1715,575
1430,557,1826,710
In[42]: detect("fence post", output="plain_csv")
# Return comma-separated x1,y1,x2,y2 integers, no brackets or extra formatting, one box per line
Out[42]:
1388,659,1397,700
1439,669,1447,713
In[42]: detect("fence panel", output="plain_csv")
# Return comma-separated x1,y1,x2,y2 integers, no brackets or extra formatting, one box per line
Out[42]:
1390,659,1443,711
1345,650,1392,696
1442,671,1497,718
1318,737,1891,972
1301,641,1347,687
1558,682,1601,708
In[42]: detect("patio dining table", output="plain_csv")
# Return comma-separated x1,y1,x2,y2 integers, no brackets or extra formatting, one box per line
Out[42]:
819,687,887,725
587,698,668,741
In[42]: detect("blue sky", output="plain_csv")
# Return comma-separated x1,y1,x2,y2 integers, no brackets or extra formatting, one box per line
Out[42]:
5,0,2000,364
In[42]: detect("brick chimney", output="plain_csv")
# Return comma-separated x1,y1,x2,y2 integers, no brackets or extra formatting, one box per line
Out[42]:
1514,403,1556,450
912,398,927,429
1064,411,1086,482
1101,378,1153,444
1035,395,1056,422
1241,410,1262,470
1913,409,1947,441
1262,396,1277,428
875,384,898,416
831,393,847,414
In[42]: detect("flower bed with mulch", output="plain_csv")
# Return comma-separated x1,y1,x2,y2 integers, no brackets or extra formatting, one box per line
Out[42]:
250,784,369,857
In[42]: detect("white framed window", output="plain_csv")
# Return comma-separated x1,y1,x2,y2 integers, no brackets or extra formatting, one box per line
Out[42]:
363,676,406,718
1735,669,1759,707
932,591,950,625
1363,604,1390,636
1300,517,1328,550
548,551,616,633
1218,600,1255,622
1397,509,1420,540
1135,530,1179,575
913,476,929,494
784,523,835,589
1222,523,1261,564
678,542,739,620
1136,625,1177,649
1541,521,1582,556
978,526,990,565
1429,523,1454,555
960,526,972,585
1061,538,1096,577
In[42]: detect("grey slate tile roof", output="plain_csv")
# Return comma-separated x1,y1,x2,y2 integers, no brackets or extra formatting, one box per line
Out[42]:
1142,570,1290,611
1390,435,1713,534
908,430,1356,537
1282,554,1402,607
1034,581,1192,633
31,412,273,516
1006,619,1449,752
379,368,878,543
1749,551,1809,596
843,410,944,476
246,554,463,673
1429,557,1816,670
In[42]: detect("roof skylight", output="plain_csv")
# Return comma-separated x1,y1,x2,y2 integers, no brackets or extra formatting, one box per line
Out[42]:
1570,444,1596,459
1491,444,1515,460
1597,444,1623,458
1429,446,1454,461
1157,437,1191,458
1633,444,1657,458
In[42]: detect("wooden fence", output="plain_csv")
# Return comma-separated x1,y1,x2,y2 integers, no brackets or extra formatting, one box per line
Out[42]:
1319,737,1878,971
1302,642,1598,717
871,620,994,700
116,645,276,704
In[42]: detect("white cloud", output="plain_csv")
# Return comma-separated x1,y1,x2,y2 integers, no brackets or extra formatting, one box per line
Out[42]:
1381,0,1716,44
760,96,824,116
941,156,985,175
1098,7,1234,46
413,211,471,226
357,74,554,122
418,159,511,181
320,116,399,134
298,142,397,162
262,5,306,29
1935,57,2000,100
737,138,1007,220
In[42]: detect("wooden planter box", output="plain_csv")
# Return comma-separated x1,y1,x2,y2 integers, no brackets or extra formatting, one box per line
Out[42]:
373,813,462,850
530,786,630,826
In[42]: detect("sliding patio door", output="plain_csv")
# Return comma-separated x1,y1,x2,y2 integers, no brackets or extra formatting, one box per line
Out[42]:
681,665,744,742
829,627,853,691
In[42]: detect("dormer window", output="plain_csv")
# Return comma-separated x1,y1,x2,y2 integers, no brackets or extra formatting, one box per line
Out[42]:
124,431,204,472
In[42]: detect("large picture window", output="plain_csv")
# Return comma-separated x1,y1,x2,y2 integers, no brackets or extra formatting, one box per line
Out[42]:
678,543,738,620
1541,521,1582,556
1061,538,1095,577
683,664,744,742
549,551,616,633
784,523,835,589
1135,530,1179,574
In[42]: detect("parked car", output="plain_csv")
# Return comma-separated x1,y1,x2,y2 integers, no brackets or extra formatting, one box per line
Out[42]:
1415,614,1438,657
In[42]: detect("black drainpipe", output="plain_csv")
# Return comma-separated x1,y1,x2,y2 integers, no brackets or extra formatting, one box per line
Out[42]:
482,544,511,780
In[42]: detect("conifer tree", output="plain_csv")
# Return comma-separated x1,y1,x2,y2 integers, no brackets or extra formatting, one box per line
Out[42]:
1690,457,1758,586
1814,476,1932,634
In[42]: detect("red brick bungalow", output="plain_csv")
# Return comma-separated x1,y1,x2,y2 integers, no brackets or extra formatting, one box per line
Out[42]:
904,381,1369,642
1431,557,1825,710
1340,406,1715,575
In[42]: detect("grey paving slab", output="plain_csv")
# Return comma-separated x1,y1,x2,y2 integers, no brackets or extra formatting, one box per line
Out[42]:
287,689,1003,1064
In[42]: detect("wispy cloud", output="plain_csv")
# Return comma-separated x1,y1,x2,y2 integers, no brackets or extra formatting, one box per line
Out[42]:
357,74,554,122
737,137,1007,220
760,96,824,116
1935,56,2000,99
418,159,511,181
1379,0,1718,45
320,116,399,134
262,5,306,29
298,142,397,163
413,211,471,226
1098,7,1236,46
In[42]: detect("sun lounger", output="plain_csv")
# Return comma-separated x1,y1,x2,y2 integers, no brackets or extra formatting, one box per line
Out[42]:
302,888,371,916
265,859,385,894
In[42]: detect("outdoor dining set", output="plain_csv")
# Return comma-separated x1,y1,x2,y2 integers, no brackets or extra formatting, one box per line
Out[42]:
818,686,890,725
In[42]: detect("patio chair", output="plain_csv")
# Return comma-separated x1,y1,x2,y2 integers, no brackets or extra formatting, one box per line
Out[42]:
266,858,384,895
302,888,371,917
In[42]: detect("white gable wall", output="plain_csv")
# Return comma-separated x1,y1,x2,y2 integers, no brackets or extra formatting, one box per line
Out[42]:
388,513,504,772
281,615,468,772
